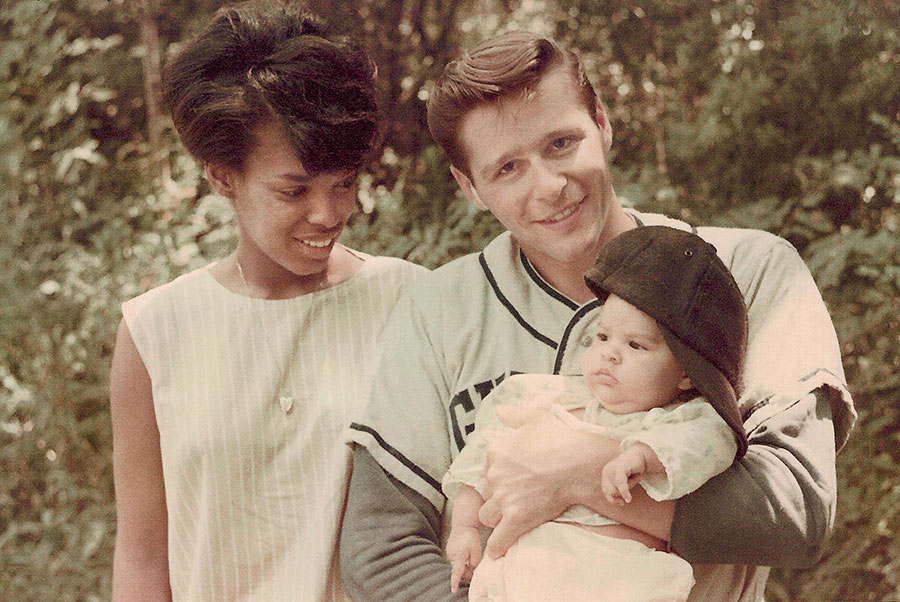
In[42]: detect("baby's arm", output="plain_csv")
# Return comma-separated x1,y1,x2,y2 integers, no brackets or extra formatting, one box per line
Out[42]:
446,484,485,592
601,442,665,505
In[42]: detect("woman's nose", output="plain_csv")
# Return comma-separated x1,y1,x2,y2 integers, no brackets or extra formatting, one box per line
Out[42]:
306,195,345,229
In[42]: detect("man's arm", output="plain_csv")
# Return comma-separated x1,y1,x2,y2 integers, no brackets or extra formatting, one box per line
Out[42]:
663,232,850,567
341,447,467,602
670,387,836,567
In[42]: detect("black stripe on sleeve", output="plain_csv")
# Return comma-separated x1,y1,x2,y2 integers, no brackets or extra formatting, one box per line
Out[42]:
479,253,558,350
519,250,580,310
553,298,603,374
348,423,444,495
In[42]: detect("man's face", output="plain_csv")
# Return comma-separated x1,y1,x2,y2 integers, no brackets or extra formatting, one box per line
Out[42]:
452,66,626,278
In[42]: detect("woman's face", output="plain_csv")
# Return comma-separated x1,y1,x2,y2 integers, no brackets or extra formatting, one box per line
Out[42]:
214,122,358,282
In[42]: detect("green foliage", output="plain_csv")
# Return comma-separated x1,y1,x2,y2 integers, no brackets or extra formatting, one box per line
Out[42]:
710,114,900,601
1,0,898,600
0,1,227,598
344,146,505,267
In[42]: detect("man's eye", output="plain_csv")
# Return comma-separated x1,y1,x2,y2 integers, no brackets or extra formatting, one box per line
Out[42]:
550,136,580,153
497,161,516,176
283,187,307,198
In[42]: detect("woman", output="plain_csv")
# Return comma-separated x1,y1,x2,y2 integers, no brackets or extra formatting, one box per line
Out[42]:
109,3,425,600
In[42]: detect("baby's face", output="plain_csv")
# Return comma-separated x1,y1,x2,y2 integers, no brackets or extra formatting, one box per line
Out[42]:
582,295,693,414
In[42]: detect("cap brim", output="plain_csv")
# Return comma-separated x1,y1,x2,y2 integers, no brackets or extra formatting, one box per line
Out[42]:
659,325,748,457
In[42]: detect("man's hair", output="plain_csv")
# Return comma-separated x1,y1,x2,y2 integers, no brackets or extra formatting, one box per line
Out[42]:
426,31,598,176
163,1,378,174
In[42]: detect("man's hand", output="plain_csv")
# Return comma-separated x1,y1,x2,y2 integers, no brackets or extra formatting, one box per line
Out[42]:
478,406,619,559
446,526,482,592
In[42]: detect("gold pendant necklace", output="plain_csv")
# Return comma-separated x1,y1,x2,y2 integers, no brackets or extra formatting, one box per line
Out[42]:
236,259,295,415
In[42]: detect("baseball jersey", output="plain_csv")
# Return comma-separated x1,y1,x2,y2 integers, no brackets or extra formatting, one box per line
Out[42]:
345,211,854,601
346,211,854,511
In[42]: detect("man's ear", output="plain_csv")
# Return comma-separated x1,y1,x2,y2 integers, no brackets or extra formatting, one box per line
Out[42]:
206,163,237,201
450,164,488,211
594,99,613,152
677,373,694,392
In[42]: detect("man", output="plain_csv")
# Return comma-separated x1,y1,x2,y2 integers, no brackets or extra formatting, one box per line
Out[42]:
341,32,855,601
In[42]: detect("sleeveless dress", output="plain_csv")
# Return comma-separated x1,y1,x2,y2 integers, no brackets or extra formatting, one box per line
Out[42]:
122,253,426,601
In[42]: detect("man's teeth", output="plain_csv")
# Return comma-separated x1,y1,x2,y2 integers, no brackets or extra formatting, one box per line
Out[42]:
546,204,578,223
302,239,332,248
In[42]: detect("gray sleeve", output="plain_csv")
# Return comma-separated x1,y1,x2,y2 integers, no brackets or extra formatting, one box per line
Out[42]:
341,447,468,602
669,387,836,568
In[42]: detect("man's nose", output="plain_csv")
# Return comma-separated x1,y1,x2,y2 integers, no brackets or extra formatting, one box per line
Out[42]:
530,159,566,205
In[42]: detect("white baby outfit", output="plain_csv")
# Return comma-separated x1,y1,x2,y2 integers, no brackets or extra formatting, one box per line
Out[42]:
443,373,737,602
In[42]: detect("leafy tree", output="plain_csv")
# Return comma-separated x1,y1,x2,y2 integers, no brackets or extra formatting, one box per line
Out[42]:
1,0,898,599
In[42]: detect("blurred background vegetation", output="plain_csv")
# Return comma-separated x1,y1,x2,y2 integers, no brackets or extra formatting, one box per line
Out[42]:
1,0,898,599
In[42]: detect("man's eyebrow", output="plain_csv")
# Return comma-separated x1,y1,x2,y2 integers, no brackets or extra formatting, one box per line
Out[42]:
544,126,584,143
275,173,313,183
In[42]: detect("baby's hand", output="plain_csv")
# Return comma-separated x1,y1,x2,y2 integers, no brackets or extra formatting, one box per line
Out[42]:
601,446,648,505
446,525,483,592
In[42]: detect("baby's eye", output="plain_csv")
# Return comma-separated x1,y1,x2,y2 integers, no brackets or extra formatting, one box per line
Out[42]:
596,332,608,341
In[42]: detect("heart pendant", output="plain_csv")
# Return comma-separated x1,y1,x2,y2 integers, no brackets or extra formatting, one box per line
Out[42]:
278,395,295,414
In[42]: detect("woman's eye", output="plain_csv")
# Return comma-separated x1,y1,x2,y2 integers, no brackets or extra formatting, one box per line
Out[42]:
596,332,608,341
629,341,643,350
337,179,356,189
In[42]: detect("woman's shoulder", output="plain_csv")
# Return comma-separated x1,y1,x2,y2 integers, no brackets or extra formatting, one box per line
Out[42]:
122,264,216,324
346,250,429,286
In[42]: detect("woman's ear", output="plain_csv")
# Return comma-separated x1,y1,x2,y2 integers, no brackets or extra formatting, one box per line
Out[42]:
206,163,237,200
450,164,488,211
677,373,694,391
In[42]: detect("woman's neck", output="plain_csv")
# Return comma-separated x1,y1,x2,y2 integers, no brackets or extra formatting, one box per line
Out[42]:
213,245,363,299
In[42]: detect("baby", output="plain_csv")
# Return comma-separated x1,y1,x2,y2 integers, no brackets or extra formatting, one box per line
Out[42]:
443,226,749,602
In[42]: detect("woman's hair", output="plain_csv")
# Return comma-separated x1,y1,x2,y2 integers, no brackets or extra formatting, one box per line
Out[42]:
163,1,378,174
426,31,598,177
